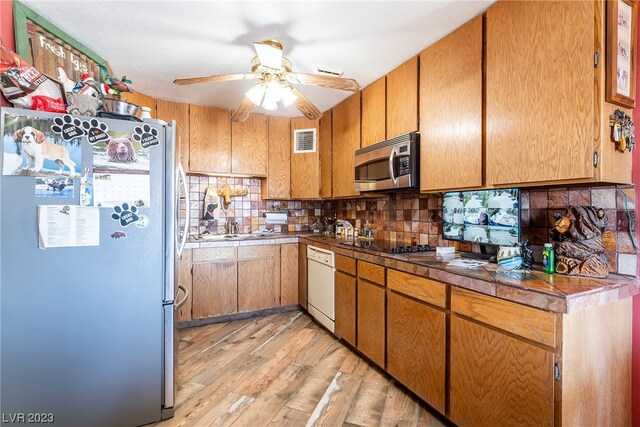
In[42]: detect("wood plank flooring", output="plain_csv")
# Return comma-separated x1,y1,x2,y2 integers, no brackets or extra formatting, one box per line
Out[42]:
154,311,445,427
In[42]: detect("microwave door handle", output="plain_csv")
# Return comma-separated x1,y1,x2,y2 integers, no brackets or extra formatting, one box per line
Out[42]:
389,147,399,185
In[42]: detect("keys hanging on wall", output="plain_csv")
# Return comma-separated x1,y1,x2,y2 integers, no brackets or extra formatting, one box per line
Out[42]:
609,109,635,152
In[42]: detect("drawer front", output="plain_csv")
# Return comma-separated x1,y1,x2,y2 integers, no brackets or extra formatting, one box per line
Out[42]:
387,269,446,308
238,244,278,260
357,260,385,286
193,247,237,263
451,287,556,348
335,254,356,275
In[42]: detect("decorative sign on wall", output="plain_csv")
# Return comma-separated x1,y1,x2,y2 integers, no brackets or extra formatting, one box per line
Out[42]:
606,0,638,108
13,1,109,84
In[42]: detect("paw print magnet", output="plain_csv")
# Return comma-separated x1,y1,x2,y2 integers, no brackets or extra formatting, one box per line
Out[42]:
51,114,86,141
82,118,110,145
111,202,140,227
132,124,160,149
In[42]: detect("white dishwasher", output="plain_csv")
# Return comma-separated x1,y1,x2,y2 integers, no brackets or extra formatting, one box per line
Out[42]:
307,245,335,333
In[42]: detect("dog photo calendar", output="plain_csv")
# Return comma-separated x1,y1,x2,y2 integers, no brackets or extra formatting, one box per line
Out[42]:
2,112,82,177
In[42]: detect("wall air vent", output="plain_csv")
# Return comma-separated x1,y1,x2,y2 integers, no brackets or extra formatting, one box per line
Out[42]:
293,128,317,153
316,67,343,77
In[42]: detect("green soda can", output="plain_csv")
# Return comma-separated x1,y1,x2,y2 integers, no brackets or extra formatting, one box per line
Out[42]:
542,243,555,274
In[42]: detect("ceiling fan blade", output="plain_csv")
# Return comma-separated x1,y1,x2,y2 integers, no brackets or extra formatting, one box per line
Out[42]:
286,72,360,92
253,40,283,70
231,96,255,122
173,73,256,86
289,86,323,120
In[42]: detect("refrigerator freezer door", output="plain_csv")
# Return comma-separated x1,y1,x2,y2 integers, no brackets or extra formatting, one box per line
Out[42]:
0,108,172,426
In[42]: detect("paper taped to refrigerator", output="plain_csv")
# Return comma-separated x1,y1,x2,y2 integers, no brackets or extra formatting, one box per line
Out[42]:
38,205,100,249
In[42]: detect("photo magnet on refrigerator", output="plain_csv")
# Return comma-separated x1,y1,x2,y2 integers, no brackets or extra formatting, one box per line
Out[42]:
132,124,160,149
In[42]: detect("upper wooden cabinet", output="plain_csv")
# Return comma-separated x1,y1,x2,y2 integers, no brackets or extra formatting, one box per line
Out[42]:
121,92,156,117
319,113,332,198
386,57,418,139
332,93,361,198
361,77,386,147
189,105,231,174
290,117,321,199
262,116,291,199
155,99,190,170
420,16,483,192
231,113,268,176
486,1,594,186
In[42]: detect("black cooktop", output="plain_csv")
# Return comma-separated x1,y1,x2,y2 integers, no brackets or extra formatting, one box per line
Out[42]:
340,240,430,254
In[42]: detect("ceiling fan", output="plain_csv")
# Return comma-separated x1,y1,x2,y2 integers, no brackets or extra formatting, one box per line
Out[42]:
173,39,360,122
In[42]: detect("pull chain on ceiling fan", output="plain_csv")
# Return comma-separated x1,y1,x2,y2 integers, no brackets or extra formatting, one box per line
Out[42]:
173,39,360,122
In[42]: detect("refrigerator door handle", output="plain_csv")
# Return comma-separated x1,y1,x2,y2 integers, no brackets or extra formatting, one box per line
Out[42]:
176,160,189,259
175,284,189,310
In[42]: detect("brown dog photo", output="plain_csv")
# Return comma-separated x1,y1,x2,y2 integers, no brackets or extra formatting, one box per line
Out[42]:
92,132,149,174
3,114,81,177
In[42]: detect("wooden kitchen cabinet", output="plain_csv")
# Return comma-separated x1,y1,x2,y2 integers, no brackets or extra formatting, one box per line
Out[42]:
361,77,386,147
191,247,238,319
176,248,193,322
231,113,268,176
334,254,356,346
280,243,298,306
319,112,332,198
356,261,385,367
332,93,361,198
386,57,418,139
485,1,594,185
189,105,231,174
449,286,555,427
121,92,156,117
237,245,280,312
386,270,446,413
155,99,190,172
298,243,307,308
290,117,321,199
262,116,291,199
420,16,483,192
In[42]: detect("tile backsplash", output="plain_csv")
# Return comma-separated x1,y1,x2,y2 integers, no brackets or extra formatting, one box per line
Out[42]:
182,174,638,276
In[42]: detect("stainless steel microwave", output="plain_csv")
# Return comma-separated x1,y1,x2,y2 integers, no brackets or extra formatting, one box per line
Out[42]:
354,132,419,192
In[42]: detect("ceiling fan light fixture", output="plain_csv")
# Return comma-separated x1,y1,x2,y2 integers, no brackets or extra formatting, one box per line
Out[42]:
246,83,266,106
280,86,297,107
262,81,282,108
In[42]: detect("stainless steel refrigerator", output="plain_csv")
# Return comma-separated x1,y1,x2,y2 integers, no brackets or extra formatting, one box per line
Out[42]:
0,107,188,426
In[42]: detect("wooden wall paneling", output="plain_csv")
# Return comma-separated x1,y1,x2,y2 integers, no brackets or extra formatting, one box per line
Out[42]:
290,117,321,199
262,116,291,199
231,113,268,176
237,245,280,312
386,56,418,139
451,287,556,348
319,112,333,198
280,243,299,306
387,291,446,413
361,77,386,147
331,93,361,198
189,105,231,174
334,270,357,346
485,1,594,185
121,92,156,117
420,16,483,191
560,298,632,426
449,315,554,427
191,261,238,319
176,248,193,322
298,243,307,308
156,99,190,173
357,279,385,368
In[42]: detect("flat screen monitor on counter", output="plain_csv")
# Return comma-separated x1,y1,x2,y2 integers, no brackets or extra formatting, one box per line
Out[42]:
442,188,521,247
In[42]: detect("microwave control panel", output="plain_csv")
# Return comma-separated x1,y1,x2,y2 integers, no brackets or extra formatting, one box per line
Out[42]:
398,155,410,176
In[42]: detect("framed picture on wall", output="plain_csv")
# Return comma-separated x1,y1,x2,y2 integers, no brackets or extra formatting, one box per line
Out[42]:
606,0,638,108
13,1,109,84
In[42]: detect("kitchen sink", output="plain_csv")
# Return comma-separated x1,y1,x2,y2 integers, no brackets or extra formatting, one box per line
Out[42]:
197,231,274,241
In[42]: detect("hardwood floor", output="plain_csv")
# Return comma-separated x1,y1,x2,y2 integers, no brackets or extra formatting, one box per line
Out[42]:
154,311,446,427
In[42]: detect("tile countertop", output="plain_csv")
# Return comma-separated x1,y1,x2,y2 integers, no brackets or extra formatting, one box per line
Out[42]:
185,232,639,314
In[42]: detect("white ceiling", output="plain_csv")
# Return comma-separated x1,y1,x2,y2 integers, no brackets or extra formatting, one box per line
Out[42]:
21,0,494,117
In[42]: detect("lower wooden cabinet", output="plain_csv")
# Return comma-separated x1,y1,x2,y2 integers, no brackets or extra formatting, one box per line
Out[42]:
356,278,385,368
176,248,193,322
387,291,446,414
298,243,307,308
449,315,554,427
192,260,238,319
280,243,299,306
238,245,280,313
334,270,356,346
